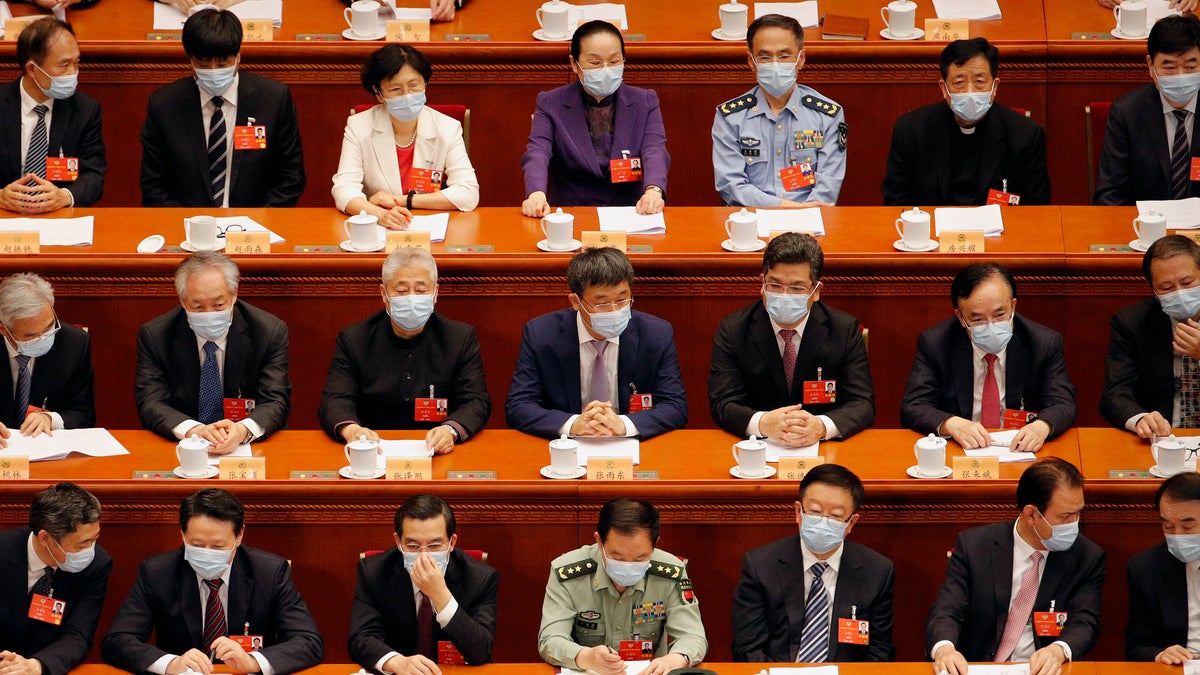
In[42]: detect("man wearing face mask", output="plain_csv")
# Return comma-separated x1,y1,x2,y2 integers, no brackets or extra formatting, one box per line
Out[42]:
538,498,707,675
901,263,1076,453
140,8,305,208
882,38,1050,206
0,483,110,675
0,18,105,215
712,14,846,208
1096,14,1200,205
103,489,322,675
135,252,290,454
709,233,874,446
319,248,490,454
732,464,894,662
349,494,498,674
927,458,1105,675
0,273,94,448
1102,235,1200,437
506,247,687,440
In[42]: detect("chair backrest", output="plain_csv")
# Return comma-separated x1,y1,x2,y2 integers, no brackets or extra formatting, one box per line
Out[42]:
359,548,488,563
1085,102,1113,199
350,103,471,152
1009,107,1032,118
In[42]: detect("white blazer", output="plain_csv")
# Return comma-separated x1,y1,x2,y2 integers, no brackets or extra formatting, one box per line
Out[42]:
331,104,479,212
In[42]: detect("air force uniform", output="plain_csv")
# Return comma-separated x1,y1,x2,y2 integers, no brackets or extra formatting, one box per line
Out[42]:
712,84,847,207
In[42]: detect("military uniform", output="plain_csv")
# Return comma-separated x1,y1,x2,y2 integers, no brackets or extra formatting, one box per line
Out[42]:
712,84,847,207
537,543,707,669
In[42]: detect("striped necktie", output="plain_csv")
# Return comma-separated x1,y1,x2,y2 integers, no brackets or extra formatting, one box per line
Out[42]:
24,104,49,180
796,561,830,662
1171,109,1191,201
208,97,228,207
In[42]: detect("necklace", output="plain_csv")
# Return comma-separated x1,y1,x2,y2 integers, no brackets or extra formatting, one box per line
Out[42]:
396,129,418,149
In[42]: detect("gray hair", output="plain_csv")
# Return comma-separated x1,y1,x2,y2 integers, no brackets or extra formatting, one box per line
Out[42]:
382,247,438,285
29,482,101,540
0,273,54,327
174,251,240,301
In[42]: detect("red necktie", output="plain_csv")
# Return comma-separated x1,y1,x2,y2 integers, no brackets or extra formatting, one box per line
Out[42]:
417,592,436,659
981,353,1001,428
202,578,226,650
996,550,1043,662
781,329,798,392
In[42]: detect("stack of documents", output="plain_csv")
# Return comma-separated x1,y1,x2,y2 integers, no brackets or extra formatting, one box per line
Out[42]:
356,439,434,470
575,437,641,465
934,204,1004,236
207,444,252,465
597,207,666,235
215,216,285,244
0,216,93,246
754,2,819,27
755,208,826,237
153,0,283,30
0,428,129,462
561,663,650,675
566,3,629,29
1137,199,1200,229
1146,0,1184,23
766,439,819,462
932,0,1001,20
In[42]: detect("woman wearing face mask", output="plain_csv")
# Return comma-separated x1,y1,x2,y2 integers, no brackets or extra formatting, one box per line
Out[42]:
333,44,479,230
521,20,670,218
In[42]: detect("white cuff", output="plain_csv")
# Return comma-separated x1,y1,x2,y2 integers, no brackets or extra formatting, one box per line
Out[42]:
173,420,203,440
63,188,74,207
249,649,274,675
241,418,264,442
558,415,578,437
148,655,175,675
435,596,459,627
1053,640,1072,662
619,415,638,437
931,640,954,661
48,411,64,430
1126,412,1147,433
817,414,840,440
375,652,400,674
746,411,766,438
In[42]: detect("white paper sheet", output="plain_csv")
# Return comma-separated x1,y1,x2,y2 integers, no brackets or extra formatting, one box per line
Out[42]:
754,2,819,27
372,439,433,468
953,665,1028,675
152,0,283,30
0,428,130,462
562,662,650,675
214,216,285,244
574,437,640,465
769,667,840,675
0,216,93,246
596,206,666,235
755,208,826,237
766,439,819,462
0,2,12,28
1184,658,1200,675
1146,0,1183,24
1137,198,1200,229
206,443,253,465
964,447,1037,463
567,3,629,30
932,0,1001,20
934,204,1004,236
391,7,433,19
408,213,450,242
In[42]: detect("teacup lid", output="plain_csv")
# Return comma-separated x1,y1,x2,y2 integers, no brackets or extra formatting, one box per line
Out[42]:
544,207,573,224
550,433,578,448
737,434,766,449
348,433,378,451
916,433,946,449
179,434,211,450
729,207,756,223
903,206,929,218
1157,433,1186,450
349,210,378,226
543,0,565,7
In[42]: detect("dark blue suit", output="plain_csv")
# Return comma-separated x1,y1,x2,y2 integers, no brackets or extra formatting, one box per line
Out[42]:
505,308,686,439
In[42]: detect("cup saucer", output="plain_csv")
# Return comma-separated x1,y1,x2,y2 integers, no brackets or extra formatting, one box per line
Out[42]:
880,27,924,40
1149,464,1190,478
339,465,385,479
540,465,586,479
173,465,218,479
1128,239,1150,253
721,238,766,252
1111,28,1150,40
180,240,222,252
730,465,776,479
537,238,582,252
342,27,386,41
893,238,938,252
533,29,572,41
711,27,746,41
340,239,385,253
906,464,951,479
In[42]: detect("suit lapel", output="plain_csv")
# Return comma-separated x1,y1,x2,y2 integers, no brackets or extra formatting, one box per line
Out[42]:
750,306,790,401
615,314,640,414
610,86,636,160
46,96,71,161
1004,324,1028,411
991,527,1016,650
777,539,808,661
3,532,31,648
227,549,254,636
1143,95,1172,186
1159,549,1189,634
561,89,602,178
827,544,864,657
228,77,254,204
29,339,64,412
172,315,202,416
952,330,975,420
561,312,583,414
932,106,955,201
976,113,1006,198
372,106,405,196
181,83,209,196
0,350,14,426
1034,548,1067,620
794,306,830,398
0,81,21,180
177,554,204,646
223,307,250,398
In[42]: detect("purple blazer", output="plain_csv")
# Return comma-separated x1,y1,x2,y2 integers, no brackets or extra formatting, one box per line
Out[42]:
521,81,669,206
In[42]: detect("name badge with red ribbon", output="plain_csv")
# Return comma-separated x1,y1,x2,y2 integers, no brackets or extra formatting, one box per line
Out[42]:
224,398,256,422
232,634,265,651
410,167,444,193
780,161,816,191
1034,611,1068,636
28,594,65,625
628,393,653,413
1191,158,1200,181
438,641,466,665
610,156,643,183
46,157,79,182
233,125,267,151
986,188,1021,206
415,398,448,422
803,371,836,405
618,639,655,660
837,617,870,645
1003,408,1035,429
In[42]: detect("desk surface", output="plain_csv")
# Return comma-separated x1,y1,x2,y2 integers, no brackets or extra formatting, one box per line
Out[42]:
67,663,1147,675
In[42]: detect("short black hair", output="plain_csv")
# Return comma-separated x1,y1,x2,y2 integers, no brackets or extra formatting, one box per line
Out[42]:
16,18,74,69
762,232,823,280
29,482,100,540
1157,472,1200,509
939,38,999,80
182,9,242,61
1016,457,1084,513
567,247,635,295
394,493,456,538
799,464,865,513
1149,13,1200,59
180,488,245,534
746,13,804,52
360,43,433,97
597,498,660,543
1144,234,1200,285
950,263,1016,308
571,20,625,62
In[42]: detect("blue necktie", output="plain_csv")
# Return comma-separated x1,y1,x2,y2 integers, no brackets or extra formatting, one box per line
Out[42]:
198,341,222,425
796,561,830,662
14,354,31,425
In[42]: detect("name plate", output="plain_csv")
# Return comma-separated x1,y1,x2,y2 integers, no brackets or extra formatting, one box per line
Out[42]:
0,232,39,254
386,458,432,480
939,231,985,253
1174,231,1200,246
225,231,271,254
386,19,430,41
581,231,626,250
952,456,999,480
4,16,42,41
0,457,29,480
218,457,266,480
925,18,968,41
386,230,431,252
240,19,273,41
587,457,634,480
778,456,825,480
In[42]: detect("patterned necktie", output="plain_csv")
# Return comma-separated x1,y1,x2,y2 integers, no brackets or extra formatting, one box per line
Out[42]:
795,561,830,663
208,97,228,207
24,104,49,181
781,328,798,393
198,341,222,425
14,353,31,426
31,567,52,597
417,591,436,659
201,578,227,650
995,550,1043,662
1172,109,1191,201
1181,354,1200,428
587,340,609,405
982,353,1001,428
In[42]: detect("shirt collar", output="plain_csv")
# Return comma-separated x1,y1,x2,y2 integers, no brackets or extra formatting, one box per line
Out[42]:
195,332,229,352
749,84,802,120
27,532,50,574
18,78,53,116
1160,91,1198,116
1012,518,1041,559
575,310,621,347
800,534,844,573
198,73,241,108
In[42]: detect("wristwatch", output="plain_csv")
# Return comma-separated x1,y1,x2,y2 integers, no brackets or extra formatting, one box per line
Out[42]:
443,425,460,443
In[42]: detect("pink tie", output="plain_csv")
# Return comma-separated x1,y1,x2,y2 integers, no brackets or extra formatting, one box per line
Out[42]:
781,329,798,392
995,550,1043,662
981,353,1001,428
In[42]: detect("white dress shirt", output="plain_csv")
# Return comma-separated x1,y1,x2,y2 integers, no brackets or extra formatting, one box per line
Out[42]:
374,558,461,673
5,338,64,430
171,331,264,441
198,76,239,209
746,313,840,440
26,532,53,592
970,342,1008,423
800,536,844,634
558,312,638,437
1161,92,1198,157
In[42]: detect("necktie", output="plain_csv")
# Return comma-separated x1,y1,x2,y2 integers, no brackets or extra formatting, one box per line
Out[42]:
24,104,48,181
417,591,436,659
14,353,31,426
208,97,228,207
981,353,1001,428
31,567,52,597
781,328,798,393
587,340,609,405
198,341,222,425
995,550,1043,662
1172,109,1191,201
1182,354,1200,428
795,561,830,663
201,578,227,650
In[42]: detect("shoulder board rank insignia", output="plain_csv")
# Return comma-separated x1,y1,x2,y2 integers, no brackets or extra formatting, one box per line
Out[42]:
802,95,840,117
719,94,756,116
556,559,598,581
680,578,696,604
647,561,683,580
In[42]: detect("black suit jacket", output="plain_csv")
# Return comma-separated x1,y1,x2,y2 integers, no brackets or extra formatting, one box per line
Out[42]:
0,322,94,429
1126,541,1189,661
1095,84,1199,205
135,301,291,439
101,545,323,675
708,301,875,439
349,547,499,668
319,311,491,441
0,528,112,675
925,521,1106,661
882,102,1050,206
0,80,106,207
900,315,1076,438
140,73,305,207
732,536,895,662
1100,298,1173,430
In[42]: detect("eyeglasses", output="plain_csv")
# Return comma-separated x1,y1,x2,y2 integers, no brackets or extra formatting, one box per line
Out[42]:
381,82,427,97
401,543,449,553
578,296,634,313
802,509,850,525
6,317,60,344
762,281,820,296
753,56,799,65
963,313,1012,330
580,58,625,69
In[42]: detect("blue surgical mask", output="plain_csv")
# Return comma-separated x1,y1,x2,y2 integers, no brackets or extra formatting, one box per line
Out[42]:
1157,71,1200,106
13,330,56,358
194,65,237,97
184,543,234,580
584,305,631,339
386,91,426,123
800,513,848,555
50,538,94,574
967,318,1013,355
580,65,623,99
401,549,450,574
1167,533,1200,563
756,62,796,98
1036,510,1079,552
186,308,233,341
602,550,650,587
33,63,77,100
1159,286,1200,322
388,294,435,332
947,86,994,125
763,290,811,326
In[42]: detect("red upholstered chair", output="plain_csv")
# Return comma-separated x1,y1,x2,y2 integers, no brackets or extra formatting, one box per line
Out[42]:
350,103,471,152
1085,102,1113,198
1009,107,1032,118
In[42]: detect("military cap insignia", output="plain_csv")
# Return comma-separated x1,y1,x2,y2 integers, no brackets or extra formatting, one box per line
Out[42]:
556,559,597,581
802,95,840,117
647,560,683,580
680,578,696,604
838,122,848,150
719,94,757,116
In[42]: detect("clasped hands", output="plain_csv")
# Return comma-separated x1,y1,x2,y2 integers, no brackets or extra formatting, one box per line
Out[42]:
570,400,627,437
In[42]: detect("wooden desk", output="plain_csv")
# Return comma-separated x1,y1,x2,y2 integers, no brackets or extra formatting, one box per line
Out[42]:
73,664,1106,675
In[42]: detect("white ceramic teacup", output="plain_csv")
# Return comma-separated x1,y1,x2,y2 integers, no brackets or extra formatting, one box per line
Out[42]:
536,0,570,39
1114,0,1148,37
725,208,760,250
732,436,767,477
881,0,917,38
185,215,218,250
541,208,575,250
344,436,379,477
1133,212,1167,250
914,434,947,477
895,207,932,249
718,0,749,38
176,435,211,477
549,435,579,476
1153,434,1188,475
344,0,382,37
344,211,380,251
